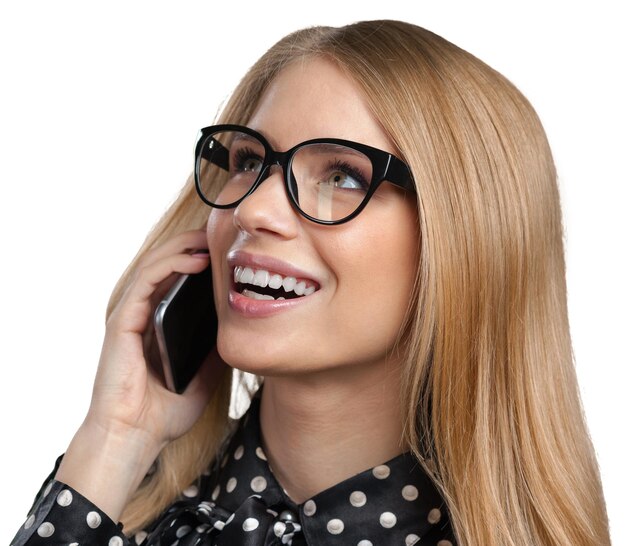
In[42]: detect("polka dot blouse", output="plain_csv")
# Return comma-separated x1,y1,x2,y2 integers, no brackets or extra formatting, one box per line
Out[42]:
11,387,456,545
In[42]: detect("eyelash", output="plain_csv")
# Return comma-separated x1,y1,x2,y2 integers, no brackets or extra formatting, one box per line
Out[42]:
232,149,370,190
328,159,369,189
232,147,262,171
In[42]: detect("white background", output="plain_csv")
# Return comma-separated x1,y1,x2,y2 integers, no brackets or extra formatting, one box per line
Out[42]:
1,1,623,542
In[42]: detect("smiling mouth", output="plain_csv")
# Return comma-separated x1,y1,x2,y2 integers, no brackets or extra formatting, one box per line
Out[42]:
233,265,319,301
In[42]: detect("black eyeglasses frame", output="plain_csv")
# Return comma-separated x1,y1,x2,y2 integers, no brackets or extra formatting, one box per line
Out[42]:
194,124,416,225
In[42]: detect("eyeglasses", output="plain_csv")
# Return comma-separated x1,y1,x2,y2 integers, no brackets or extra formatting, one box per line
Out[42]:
194,124,416,225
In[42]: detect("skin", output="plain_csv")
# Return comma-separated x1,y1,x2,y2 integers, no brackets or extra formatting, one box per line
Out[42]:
53,57,419,523
207,57,420,503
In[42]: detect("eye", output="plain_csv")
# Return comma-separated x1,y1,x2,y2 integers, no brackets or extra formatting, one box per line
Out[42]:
232,147,263,174
321,161,369,191
327,171,361,189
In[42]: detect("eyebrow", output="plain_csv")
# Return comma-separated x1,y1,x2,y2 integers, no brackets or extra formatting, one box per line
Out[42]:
232,133,264,146
304,143,366,158
234,131,367,157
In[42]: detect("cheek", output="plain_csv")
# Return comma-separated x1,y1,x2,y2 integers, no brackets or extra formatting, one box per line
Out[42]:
334,210,418,295
325,211,419,353
206,210,231,254
359,232,417,310
206,210,234,311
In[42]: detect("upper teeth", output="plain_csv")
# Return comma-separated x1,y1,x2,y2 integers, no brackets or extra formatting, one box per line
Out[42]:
234,266,317,296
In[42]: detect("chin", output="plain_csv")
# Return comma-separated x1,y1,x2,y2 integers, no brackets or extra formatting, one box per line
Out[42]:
216,330,291,375
216,331,335,378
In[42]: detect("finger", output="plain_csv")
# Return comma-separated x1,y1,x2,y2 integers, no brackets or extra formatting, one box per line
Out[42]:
131,253,211,303
124,230,209,311
140,230,208,269
112,252,211,334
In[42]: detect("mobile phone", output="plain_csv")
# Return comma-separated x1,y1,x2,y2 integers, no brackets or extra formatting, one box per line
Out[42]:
153,265,217,394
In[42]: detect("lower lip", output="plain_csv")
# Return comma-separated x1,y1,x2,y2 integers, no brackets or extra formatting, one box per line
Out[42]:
228,284,317,317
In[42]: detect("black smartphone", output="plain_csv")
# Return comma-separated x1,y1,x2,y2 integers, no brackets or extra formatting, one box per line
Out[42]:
153,265,217,394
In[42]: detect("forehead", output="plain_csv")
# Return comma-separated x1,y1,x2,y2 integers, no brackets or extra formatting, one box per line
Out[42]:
247,57,396,154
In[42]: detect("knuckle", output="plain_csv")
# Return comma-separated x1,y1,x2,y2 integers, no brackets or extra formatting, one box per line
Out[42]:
135,264,152,283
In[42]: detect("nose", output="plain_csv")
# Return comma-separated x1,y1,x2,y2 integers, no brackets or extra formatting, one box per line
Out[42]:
232,166,299,239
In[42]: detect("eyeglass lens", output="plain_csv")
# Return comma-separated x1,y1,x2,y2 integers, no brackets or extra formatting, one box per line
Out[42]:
197,130,375,222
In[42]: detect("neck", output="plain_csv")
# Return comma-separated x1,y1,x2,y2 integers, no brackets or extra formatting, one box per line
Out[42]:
259,360,407,504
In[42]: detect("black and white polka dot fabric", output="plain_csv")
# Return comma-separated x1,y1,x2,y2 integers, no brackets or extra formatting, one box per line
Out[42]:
12,386,456,545
10,472,126,546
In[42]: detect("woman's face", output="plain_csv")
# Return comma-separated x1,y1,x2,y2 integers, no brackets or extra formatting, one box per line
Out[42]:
207,57,419,376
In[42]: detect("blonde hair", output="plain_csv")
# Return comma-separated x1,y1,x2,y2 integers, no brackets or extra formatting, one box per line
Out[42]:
112,20,611,545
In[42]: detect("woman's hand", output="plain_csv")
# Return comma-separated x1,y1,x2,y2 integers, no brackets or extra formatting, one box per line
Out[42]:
55,230,226,522
87,229,226,449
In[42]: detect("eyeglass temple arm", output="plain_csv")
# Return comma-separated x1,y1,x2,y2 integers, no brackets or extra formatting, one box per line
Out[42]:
200,138,230,171
387,157,416,192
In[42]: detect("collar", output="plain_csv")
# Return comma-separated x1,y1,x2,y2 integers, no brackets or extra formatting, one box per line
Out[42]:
189,385,455,545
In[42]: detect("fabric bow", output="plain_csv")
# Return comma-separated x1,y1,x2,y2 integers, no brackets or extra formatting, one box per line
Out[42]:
141,494,303,546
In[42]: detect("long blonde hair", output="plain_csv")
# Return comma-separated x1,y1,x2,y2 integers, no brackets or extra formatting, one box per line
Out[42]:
111,20,611,544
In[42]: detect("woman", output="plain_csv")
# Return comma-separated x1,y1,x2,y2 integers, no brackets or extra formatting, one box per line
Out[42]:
11,19,611,546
